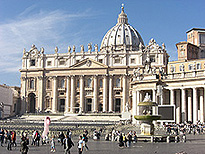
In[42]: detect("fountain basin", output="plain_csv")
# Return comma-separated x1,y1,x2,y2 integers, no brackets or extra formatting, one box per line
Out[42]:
134,115,161,121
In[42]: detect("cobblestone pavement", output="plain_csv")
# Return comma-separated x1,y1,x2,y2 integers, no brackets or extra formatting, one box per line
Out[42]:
0,134,205,154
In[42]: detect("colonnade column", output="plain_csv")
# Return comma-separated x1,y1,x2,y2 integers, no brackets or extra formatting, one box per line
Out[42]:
187,89,192,122
170,89,175,106
152,89,156,115
80,76,84,113
70,76,75,113
132,90,137,124
103,75,108,112
181,88,187,122
93,75,98,112
193,87,198,124
52,76,57,113
122,75,127,112
109,76,113,112
37,76,43,111
136,90,140,115
176,90,181,124
65,76,70,113
200,89,204,122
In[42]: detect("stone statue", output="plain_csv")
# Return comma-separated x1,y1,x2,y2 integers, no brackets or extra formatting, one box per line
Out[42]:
88,43,92,52
23,48,26,55
41,47,44,54
139,42,143,50
162,43,166,50
143,93,151,102
73,45,76,52
80,45,84,52
55,46,58,53
68,46,71,52
31,44,35,49
125,102,130,112
94,44,98,52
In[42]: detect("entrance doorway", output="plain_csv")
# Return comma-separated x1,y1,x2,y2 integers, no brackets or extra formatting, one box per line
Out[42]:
115,98,121,112
86,98,92,112
28,93,36,113
59,99,65,112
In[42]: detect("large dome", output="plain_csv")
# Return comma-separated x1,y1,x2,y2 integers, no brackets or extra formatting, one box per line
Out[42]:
100,5,144,51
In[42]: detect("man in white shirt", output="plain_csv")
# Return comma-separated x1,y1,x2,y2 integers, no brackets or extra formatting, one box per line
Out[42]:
78,136,83,154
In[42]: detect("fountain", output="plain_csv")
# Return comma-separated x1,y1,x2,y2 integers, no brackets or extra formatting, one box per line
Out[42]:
134,93,161,136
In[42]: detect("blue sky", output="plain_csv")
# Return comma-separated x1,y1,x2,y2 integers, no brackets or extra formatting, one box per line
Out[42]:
0,0,205,86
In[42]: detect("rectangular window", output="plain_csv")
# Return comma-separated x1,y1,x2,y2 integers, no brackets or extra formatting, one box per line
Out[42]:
150,55,155,62
131,58,135,64
47,61,52,66
170,66,175,72
59,60,65,65
30,59,35,66
99,59,103,63
188,64,193,70
114,58,121,64
196,63,201,69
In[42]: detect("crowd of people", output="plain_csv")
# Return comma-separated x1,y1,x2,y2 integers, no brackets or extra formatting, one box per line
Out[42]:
0,122,205,153
0,128,90,154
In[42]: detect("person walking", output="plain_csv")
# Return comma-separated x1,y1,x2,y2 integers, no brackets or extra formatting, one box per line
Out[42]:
12,131,17,147
78,136,83,154
20,137,29,154
0,128,5,146
63,135,74,154
83,134,89,151
50,135,56,152
7,131,12,151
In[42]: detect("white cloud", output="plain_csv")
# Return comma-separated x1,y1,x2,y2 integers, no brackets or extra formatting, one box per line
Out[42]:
0,7,91,73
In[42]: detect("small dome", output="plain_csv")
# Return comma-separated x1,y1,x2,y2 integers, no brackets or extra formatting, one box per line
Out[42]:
100,4,144,51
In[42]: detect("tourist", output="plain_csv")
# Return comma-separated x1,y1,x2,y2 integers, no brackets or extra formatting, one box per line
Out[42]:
7,131,12,151
118,133,124,147
0,128,5,146
31,130,36,145
127,132,132,147
12,131,17,147
59,131,65,145
20,136,29,154
83,134,89,151
78,136,83,154
50,135,56,152
4,130,8,144
63,134,74,154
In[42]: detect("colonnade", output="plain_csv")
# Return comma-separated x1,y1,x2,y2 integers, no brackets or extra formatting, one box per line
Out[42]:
132,87,205,124
51,75,128,113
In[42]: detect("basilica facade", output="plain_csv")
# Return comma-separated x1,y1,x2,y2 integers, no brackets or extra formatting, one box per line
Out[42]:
20,5,205,124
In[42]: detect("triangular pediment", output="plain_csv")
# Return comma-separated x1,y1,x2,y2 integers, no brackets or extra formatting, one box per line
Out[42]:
70,58,108,69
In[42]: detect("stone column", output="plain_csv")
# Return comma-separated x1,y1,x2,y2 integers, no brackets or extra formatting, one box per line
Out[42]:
21,77,27,114
79,76,84,113
38,76,44,111
122,75,127,112
152,89,156,115
193,87,198,124
109,76,113,112
93,75,98,112
65,76,70,113
52,76,57,113
103,75,108,112
132,90,137,124
70,76,75,113
200,89,204,122
176,90,181,124
136,90,140,115
170,89,175,105
181,88,187,122
187,89,192,122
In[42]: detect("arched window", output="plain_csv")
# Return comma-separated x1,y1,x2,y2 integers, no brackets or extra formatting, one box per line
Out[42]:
47,80,51,89
116,78,120,87
87,78,92,87
99,79,103,88
77,79,80,88
30,79,34,89
60,79,65,88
